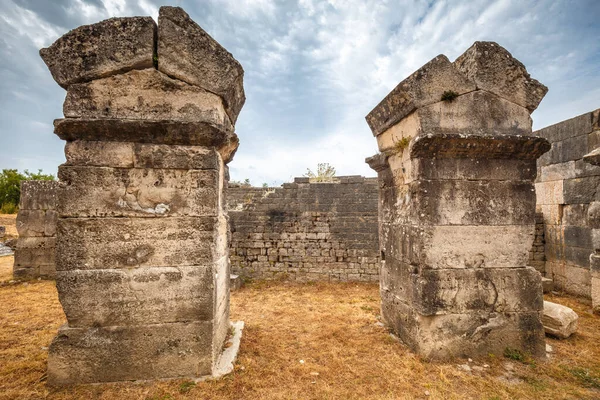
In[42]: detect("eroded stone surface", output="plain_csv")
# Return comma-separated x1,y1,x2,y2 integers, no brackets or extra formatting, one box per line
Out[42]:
64,69,233,132
453,41,548,112
158,6,245,124
542,301,578,339
366,55,475,137
40,17,156,89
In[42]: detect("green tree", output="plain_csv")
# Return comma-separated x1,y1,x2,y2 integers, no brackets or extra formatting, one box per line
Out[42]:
305,163,336,182
0,169,55,213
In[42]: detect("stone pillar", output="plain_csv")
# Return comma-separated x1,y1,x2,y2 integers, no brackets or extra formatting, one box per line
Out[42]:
40,6,244,385
366,42,551,359
13,181,59,279
584,149,600,311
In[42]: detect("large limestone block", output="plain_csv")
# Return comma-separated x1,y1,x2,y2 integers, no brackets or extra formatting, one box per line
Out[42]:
54,119,239,161
454,41,547,112
19,181,59,210
47,321,213,385
57,166,219,217
64,69,233,132
410,158,537,182
381,292,545,359
381,224,533,270
542,300,578,339
366,55,476,136
55,217,218,271
64,141,221,170
56,266,213,327
376,90,533,153
158,6,245,124
396,180,536,226
40,17,156,89
413,267,543,315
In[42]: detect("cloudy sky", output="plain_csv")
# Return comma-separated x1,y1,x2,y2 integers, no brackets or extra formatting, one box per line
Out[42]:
1,0,599,185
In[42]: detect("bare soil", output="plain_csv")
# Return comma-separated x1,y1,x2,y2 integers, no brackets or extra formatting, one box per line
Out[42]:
1,260,599,399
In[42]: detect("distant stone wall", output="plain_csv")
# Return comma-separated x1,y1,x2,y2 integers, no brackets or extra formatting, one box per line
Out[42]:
528,212,546,272
535,108,600,297
228,176,380,282
13,181,59,279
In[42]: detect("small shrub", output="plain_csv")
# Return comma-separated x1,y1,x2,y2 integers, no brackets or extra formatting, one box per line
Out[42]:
504,347,525,362
441,90,459,102
178,381,196,394
0,202,18,214
394,137,411,152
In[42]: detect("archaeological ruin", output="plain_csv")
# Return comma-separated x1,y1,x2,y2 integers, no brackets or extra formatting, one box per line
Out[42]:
366,42,551,359
6,4,597,387
39,6,243,385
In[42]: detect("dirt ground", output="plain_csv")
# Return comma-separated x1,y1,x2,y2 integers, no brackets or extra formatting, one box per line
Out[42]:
1,259,599,400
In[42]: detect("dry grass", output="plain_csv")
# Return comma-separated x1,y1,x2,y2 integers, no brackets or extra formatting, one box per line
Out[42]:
1,266,600,400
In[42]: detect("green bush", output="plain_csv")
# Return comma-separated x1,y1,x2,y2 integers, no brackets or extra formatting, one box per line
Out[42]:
0,169,55,214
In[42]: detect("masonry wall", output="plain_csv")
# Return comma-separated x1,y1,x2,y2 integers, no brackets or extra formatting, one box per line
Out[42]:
535,108,600,297
13,180,59,279
228,176,380,282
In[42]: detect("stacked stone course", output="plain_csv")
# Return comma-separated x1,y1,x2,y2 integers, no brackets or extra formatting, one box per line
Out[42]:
228,176,380,282
534,109,600,299
40,6,243,385
13,181,59,279
366,41,550,359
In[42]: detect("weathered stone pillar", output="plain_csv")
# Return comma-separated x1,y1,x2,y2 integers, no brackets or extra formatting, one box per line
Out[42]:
13,181,59,279
366,42,551,359
40,7,244,384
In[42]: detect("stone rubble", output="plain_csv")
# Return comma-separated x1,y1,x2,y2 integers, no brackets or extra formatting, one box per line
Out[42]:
542,300,579,339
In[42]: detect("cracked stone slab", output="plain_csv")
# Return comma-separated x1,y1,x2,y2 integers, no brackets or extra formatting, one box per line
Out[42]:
158,6,245,124
365,55,476,137
454,41,548,112
63,69,233,132
40,17,156,89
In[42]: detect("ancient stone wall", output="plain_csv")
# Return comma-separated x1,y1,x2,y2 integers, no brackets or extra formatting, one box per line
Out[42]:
13,181,59,279
41,6,243,385
528,212,546,273
534,109,600,298
228,176,380,282
367,41,549,359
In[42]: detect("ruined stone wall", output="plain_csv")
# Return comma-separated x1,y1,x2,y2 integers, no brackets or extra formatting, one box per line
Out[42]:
13,181,59,279
534,109,600,297
528,212,546,273
228,176,380,282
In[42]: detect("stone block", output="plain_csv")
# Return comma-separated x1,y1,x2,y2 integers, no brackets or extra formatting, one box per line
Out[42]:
64,69,233,133
57,166,219,217
54,118,239,152
56,266,213,327
563,225,592,249
402,179,535,226
562,176,600,204
563,204,589,227
16,210,46,237
65,141,135,168
133,144,221,170
157,6,245,124
40,17,156,89
535,111,593,144
411,158,537,182
366,54,476,137
542,301,578,339
535,180,564,205
376,90,533,153
453,41,547,112
542,277,553,293
19,181,60,210
55,217,217,271
382,292,545,360
383,224,533,270
47,321,213,385
413,267,543,316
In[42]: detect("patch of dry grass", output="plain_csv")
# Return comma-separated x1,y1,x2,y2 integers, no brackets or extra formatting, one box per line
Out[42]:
1,277,600,399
